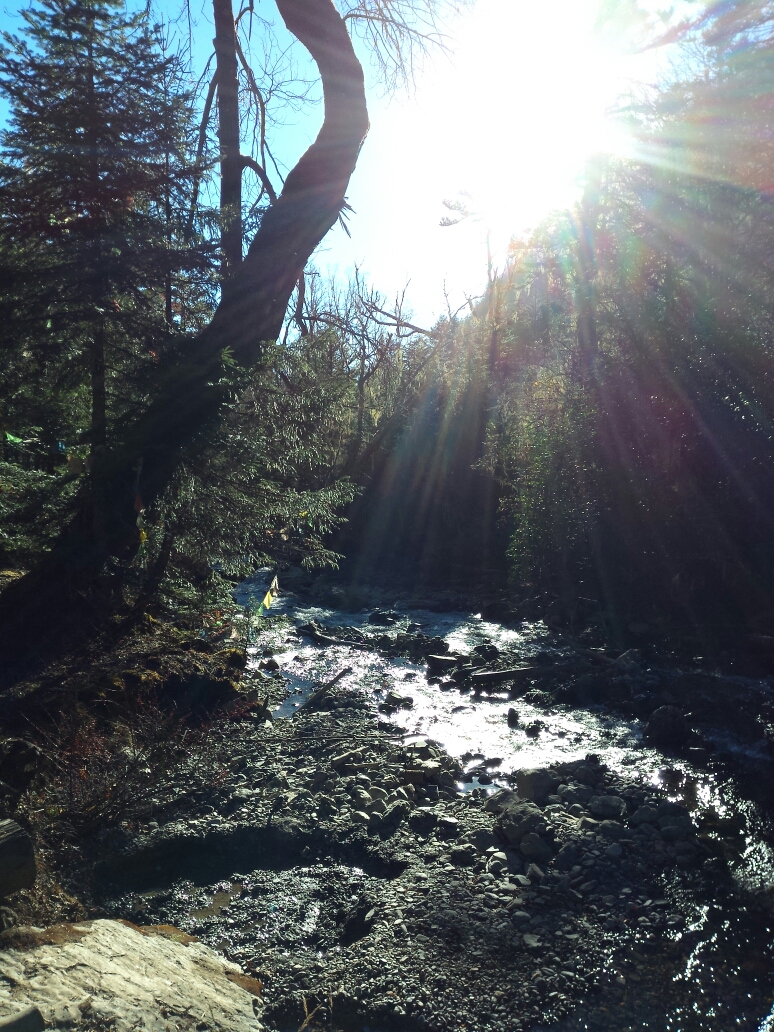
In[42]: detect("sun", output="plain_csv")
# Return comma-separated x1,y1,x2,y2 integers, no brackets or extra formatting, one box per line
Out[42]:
328,0,665,322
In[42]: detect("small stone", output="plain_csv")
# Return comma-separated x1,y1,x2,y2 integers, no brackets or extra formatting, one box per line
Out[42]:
523,933,542,948
604,842,623,860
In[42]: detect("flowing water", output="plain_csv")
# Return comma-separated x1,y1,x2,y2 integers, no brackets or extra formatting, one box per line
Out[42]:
233,586,774,1031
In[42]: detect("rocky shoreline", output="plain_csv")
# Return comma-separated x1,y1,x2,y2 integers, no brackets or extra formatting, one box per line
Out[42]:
2,601,774,1030
93,673,733,1031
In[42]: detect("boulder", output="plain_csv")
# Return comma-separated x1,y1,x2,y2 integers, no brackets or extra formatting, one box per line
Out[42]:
629,804,659,825
645,705,689,749
484,789,518,814
519,833,554,863
557,782,593,805
553,841,580,871
497,801,544,846
0,920,263,1032
597,820,627,840
514,768,561,805
587,795,627,820
408,810,438,836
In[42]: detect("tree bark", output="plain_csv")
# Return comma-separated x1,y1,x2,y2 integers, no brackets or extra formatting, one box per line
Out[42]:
213,0,243,291
0,0,368,675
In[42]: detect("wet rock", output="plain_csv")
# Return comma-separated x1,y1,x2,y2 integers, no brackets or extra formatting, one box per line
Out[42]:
384,691,413,709
368,610,398,626
514,768,561,806
426,655,459,672
645,705,689,749
474,643,500,663
587,796,627,820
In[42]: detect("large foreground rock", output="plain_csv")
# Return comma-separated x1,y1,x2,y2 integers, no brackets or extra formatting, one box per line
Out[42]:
0,920,263,1032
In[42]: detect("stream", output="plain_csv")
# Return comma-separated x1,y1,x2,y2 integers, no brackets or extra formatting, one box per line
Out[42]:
233,585,774,1031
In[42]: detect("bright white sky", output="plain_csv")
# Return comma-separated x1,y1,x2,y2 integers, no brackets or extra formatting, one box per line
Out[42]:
0,0,670,326
313,0,668,326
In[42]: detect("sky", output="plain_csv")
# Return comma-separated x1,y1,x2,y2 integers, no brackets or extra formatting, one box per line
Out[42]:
0,0,672,326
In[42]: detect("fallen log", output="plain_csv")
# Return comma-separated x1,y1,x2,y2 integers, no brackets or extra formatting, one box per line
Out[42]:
468,667,538,689
297,667,353,712
0,819,36,898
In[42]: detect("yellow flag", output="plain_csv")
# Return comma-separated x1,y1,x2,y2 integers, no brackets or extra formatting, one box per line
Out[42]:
257,576,279,616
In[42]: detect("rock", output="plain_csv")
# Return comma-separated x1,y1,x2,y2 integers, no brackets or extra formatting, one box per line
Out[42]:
510,911,531,927
587,796,627,820
520,834,554,863
514,768,561,805
604,842,624,860
0,741,41,797
484,789,518,814
0,821,35,899
0,920,263,1032
645,706,689,749
352,810,371,825
449,845,477,866
368,610,398,626
426,655,458,672
384,691,413,709
408,810,438,836
553,842,580,871
630,805,659,825
597,820,627,840
658,816,694,841
557,782,593,805
523,933,542,948
498,801,544,845
464,828,500,852
507,708,519,728
0,1008,45,1032
437,816,460,838
381,801,410,831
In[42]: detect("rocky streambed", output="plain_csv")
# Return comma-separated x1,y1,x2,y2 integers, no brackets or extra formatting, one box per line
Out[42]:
91,591,774,1032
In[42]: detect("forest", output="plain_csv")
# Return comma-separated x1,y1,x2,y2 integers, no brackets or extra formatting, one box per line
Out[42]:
2,1,774,1031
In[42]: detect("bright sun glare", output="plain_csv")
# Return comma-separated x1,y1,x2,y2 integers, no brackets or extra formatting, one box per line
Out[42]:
328,0,664,322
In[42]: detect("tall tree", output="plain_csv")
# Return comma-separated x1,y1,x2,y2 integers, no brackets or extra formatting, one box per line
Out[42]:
0,0,206,460
0,0,456,670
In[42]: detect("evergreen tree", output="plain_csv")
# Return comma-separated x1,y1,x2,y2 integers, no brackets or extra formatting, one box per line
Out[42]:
0,0,209,457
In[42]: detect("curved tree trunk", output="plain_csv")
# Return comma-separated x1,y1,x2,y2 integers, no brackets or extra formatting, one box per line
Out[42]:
0,0,368,677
